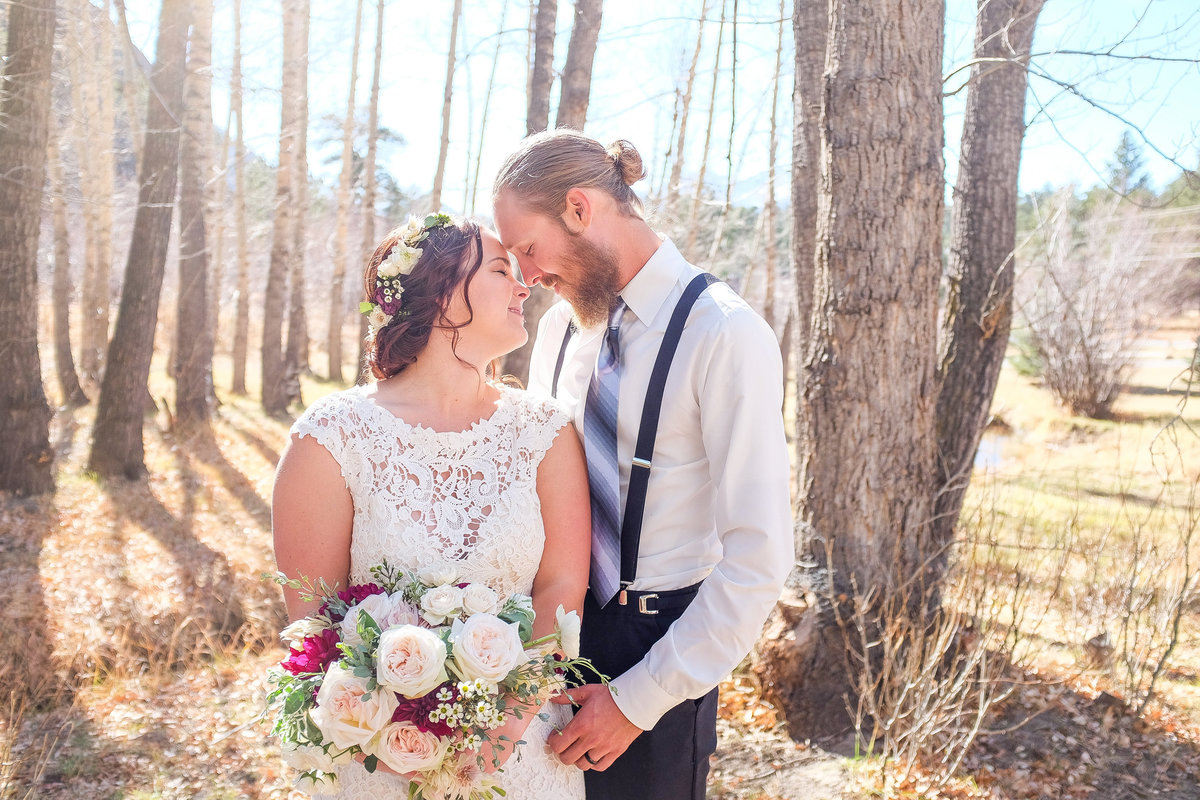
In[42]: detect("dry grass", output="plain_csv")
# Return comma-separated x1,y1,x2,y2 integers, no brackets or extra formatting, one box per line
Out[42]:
4,321,1200,798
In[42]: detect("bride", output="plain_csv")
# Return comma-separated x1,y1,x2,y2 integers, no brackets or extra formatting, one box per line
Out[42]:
272,214,590,799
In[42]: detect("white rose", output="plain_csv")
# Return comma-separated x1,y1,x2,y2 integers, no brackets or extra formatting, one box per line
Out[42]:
340,593,394,647
375,624,448,698
376,593,421,632
418,565,458,586
460,584,500,616
368,307,391,329
280,615,332,648
555,605,582,660
281,741,336,773
449,614,527,688
310,663,398,750
420,585,464,625
294,771,340,794
367,720,450,774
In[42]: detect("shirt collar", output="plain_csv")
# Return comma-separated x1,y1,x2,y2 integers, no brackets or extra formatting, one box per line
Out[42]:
617,237,690,328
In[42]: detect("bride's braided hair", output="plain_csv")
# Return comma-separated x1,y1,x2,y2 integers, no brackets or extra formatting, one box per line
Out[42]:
363,216,484,380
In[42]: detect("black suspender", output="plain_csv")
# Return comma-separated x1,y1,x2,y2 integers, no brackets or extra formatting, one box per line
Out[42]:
550,320,577,400
619,272,719,593
550,273,721,591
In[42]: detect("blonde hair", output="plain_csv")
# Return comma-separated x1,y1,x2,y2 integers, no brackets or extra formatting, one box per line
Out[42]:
493,129,646,220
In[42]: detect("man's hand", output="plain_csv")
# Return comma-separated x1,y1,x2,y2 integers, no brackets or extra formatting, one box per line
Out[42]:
549,684,642,771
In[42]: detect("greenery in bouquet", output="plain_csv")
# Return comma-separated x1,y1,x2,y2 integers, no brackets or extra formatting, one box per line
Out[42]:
264,562,601,799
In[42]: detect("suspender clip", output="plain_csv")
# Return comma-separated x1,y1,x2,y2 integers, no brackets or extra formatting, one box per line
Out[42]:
632,456,651,470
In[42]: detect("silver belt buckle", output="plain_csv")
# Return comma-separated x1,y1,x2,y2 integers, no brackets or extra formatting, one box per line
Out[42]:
638,593,659,615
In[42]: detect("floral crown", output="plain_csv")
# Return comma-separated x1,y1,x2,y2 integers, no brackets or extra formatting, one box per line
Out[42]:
360,213,454,330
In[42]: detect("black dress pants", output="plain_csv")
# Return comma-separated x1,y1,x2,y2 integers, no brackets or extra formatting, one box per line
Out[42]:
578,587,719,800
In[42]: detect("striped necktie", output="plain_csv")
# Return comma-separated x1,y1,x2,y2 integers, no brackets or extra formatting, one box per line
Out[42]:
584,299,626,606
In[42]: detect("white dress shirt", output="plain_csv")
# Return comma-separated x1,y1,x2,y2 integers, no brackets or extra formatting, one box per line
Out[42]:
528,237,793,731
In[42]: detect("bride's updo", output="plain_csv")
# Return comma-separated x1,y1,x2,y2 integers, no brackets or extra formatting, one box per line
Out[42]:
363,216,484,380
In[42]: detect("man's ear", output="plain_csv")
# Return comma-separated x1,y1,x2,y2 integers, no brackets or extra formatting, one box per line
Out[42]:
559,187,592,234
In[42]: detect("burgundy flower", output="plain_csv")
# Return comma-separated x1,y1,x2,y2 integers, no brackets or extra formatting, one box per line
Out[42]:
280,629,341,675
392,681,457,738
319,582,385,620
339,583,385,605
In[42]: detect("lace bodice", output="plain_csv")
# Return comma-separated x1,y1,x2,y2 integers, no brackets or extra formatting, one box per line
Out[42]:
290,384,584,800
293,384,569,597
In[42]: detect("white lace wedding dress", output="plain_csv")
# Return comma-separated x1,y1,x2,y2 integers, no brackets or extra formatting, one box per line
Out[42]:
291,383,585,800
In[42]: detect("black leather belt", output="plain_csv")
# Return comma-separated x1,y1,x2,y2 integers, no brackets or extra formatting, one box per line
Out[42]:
605,582,703,616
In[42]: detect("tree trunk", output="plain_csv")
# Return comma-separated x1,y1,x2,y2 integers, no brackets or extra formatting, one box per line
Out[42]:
357,0,385,384
762,0,784,336
787,0,825,491
69,0,115,387
684,0,726,261
526,0,557,136
230,0,250,395
430,0,462,211
262,0,302,415
503,0,603,385
705,0,737,266
328,0,364,384
49,133,90,408
284,0,311,404
666,2,709,215
210,99,231,401
933,0,1044,551
760,0,945,737
554,0,602,130
87,0,190,479
114,0,143,177
0,0,57,495
175,0,214,430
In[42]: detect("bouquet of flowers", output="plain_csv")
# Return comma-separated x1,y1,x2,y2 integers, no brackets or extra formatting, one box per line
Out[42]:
265,562,598,799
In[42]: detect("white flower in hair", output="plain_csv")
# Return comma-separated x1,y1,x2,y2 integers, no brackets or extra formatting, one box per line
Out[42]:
379,243,422,278
368,307,392,329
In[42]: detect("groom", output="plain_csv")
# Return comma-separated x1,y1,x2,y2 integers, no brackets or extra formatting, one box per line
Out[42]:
493,130,792,799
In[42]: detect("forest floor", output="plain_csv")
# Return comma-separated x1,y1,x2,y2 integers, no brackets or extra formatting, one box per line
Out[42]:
2,314,1199,799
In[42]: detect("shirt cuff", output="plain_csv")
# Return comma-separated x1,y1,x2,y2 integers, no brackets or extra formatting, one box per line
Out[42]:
608,662,686,731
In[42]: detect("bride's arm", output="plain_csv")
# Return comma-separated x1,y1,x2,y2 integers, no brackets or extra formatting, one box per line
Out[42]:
272,433,354,621
531,422,590,641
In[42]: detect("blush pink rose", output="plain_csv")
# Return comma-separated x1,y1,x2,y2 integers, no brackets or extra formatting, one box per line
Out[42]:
367,720,449,774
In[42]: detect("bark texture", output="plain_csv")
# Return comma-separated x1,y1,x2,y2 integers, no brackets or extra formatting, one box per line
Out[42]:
261,0,303,414
933,0,1044,551
788,0,825,410
554,0,602,130
87,0,190,479
430,0,462,211
760,0,946,736
328,0,364,384
357,0,385,383
284,0,311,402
49,135,90,408
175,0,215,429
526,0,557,135
230,0,250,395
0,0,57,495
